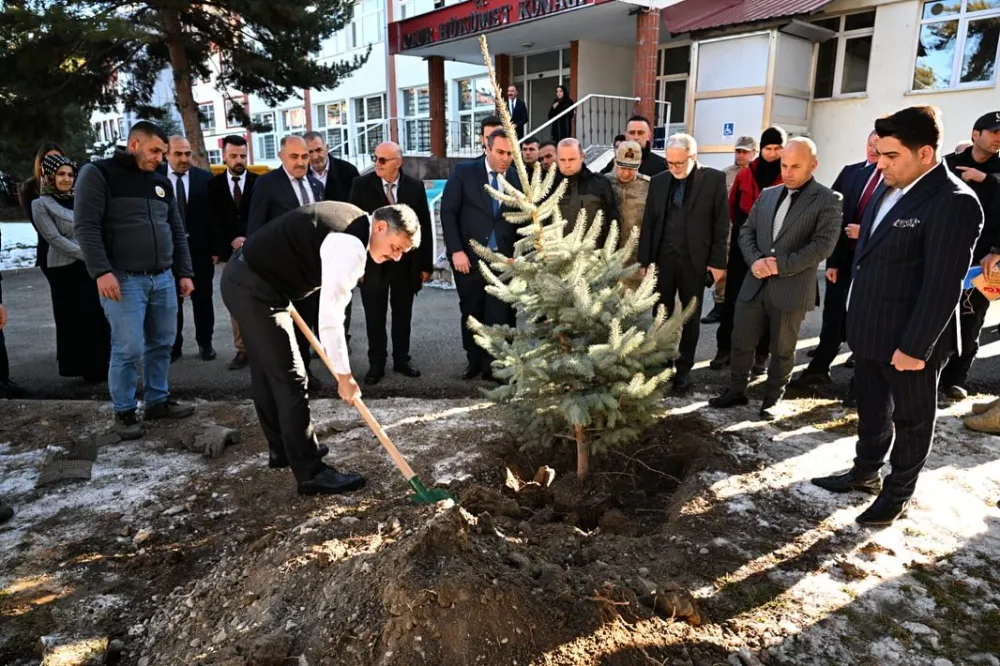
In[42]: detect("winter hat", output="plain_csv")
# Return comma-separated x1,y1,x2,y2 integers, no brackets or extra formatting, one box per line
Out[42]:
760,126,788,149
615,141,643,170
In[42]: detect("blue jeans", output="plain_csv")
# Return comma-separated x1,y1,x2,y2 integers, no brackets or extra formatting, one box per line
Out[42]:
100,269,177,413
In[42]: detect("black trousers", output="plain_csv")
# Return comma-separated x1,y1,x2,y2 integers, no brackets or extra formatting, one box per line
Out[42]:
361,258,415,366
806,276,849,375
174,260,216,351
853,358,942,501
655,258,702,372
940,287,991,388
717,243,769,357
454,266,514,372
221,256,326,482
0,278,8,385
46,261,110,379
731,290,806,401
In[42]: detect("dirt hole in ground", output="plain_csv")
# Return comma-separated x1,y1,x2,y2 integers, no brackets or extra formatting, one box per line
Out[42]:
134,417,718,666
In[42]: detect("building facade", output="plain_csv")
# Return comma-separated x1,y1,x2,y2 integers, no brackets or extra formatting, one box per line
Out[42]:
92,0,1000,184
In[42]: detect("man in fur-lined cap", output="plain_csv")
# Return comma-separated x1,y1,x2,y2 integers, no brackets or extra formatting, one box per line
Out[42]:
605,141,650,288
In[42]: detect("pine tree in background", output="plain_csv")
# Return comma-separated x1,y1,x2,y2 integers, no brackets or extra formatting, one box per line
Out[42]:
468,36,694,481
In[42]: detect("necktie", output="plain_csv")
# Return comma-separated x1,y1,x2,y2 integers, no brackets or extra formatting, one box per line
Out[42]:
488,172,499,251
295,177,310,206
173,173,187,224
772,189,796,241
232,176,242,210
385,182,396,205
850,172,880,249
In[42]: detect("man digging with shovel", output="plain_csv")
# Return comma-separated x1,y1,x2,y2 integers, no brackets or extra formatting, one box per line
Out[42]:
222,201,421,495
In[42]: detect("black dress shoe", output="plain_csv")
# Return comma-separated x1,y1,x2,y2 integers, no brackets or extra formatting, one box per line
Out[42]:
673,371,693,393
760,397,780,420
709,389,749,408
856,495,909,527
297,467,366,495
200,346,217,361
269,445,329,469
365,366,385,386
701,305,723,325
709,352,730,370
462,363,482,380
228,352,249,370
793,371,833,388
393,361,421,378
940,385,968,401
144,399,195,420
810,469,882,496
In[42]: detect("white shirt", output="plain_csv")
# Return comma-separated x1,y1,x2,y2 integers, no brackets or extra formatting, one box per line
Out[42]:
484,156,500,185
382,177,400,202
847,163,940,310
168,170,189,203
285,167,315,206
227,170,246,199
311,159,329,187
317,219,373,375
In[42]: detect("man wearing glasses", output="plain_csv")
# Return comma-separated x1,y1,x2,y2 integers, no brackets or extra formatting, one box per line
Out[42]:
348,142,434,385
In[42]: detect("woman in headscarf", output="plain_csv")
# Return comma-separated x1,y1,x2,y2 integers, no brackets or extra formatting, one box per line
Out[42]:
30,154,110,383
712,126,787,371
19,142,65,272
548,85,575,144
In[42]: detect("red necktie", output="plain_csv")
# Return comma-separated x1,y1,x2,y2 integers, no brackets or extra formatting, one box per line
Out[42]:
850,171,881,249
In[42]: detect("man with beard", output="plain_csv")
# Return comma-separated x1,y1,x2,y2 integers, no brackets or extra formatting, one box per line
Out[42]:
625,116,668,178
554,138,619,247
539,142,557,172
938,111,1000,402
713,127,787,372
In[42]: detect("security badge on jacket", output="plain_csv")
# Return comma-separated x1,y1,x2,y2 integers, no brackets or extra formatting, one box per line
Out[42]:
893,217,921,229
155,185,166,198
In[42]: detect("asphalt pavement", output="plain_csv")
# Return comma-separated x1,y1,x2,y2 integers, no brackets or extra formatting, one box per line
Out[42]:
3,265,1000,402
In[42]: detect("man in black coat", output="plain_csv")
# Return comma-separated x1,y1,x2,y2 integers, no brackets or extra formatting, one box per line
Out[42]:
796,130,880,391
503,85,529,140
553,138,619,248
812,105,983,527
246,135,325,386
625,115,667,178
163,136,216,361
348,141,433,385
938,111,1000,400
208,135,257,370
637,133,728,393
440,127,522,381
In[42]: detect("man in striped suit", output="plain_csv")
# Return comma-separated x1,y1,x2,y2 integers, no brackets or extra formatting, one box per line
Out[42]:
710,138,842,419
812,105,983,527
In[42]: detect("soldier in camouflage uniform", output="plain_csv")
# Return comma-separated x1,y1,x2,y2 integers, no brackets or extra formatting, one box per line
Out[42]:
605,140,650,289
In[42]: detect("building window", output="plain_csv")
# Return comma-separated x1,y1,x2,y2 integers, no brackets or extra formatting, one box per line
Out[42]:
280,107,307,133
207,149,222,165
316,101,349,158
117,118,125,138
811,11,875,98
402,86,431,153
399,0,435,18
252,112,277,161
348,0,385,50
913,0,1000,91
655,44,690,131
199,103,216,131
456,77,495,150
353,94,385,156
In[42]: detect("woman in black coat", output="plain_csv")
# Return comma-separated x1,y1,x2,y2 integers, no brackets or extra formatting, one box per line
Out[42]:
547,85,575,144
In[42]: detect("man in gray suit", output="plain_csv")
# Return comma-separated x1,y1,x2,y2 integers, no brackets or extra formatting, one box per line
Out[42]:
710,138,842,418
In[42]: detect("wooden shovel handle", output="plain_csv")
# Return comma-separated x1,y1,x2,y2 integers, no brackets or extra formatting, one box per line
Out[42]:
288,306,417,481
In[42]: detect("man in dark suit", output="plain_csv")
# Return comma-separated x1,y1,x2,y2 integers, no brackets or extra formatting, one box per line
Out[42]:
246,134,325,387
503,85,529,140
796,130,881,390
349,141,433,385
812,105,983,527
710,138,842,418
637,133,728,392
441,127,522,381
208,135,257,370
164,136,216,361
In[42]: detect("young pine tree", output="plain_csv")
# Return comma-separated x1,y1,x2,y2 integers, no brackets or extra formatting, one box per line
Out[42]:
467,36,694,481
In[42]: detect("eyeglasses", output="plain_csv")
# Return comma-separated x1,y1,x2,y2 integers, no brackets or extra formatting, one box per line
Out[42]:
372,155,400,165
667,157,693,168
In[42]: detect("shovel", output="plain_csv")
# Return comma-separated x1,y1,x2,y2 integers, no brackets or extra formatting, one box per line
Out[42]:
289,306,456,505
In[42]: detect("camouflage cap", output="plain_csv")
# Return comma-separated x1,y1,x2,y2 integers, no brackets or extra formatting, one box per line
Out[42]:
615,140,643,169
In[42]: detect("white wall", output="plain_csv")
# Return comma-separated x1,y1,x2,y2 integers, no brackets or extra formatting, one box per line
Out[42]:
576,40,635,98
810,0,1000,184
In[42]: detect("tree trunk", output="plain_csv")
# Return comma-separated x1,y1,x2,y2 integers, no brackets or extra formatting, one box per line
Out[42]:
162,9,209,169
575,425,589,481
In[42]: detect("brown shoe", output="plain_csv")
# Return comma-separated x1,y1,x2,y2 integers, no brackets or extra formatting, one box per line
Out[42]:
228,352,249,370
964,402,1000,433
971,397,1000,415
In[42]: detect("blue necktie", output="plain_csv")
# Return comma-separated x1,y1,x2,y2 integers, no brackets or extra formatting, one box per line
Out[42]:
488,172,499,250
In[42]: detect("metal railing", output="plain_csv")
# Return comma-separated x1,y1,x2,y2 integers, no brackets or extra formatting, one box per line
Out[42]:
520,94,640,149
